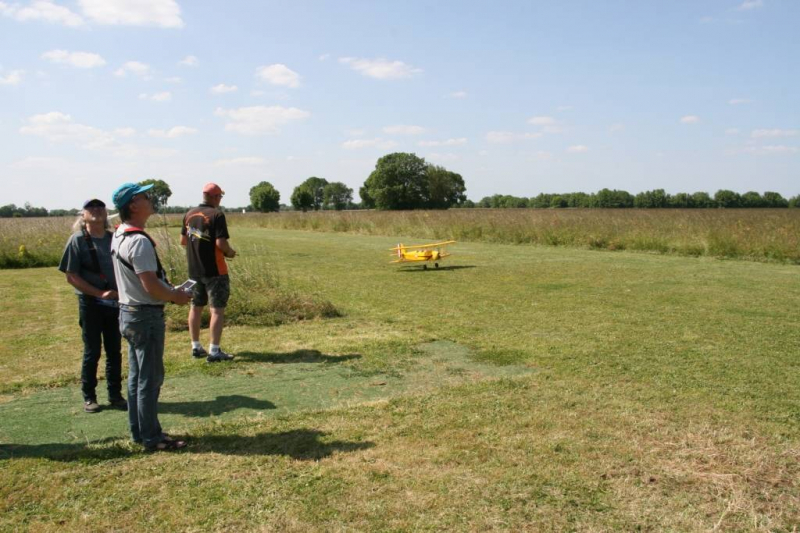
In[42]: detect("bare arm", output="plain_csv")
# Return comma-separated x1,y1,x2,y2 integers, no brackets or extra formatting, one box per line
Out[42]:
138,271,191,305
180,234,188,246
216,237,236,258
65,272,118,300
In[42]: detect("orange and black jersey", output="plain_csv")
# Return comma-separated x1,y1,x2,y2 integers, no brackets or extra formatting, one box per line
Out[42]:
181,204,230,278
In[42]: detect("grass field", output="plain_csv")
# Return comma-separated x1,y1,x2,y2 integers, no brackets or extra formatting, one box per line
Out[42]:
1,227,799,531
2,208,800,269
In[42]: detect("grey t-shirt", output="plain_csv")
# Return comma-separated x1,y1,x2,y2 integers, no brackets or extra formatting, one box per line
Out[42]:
111,223,171,306
58,230,118,295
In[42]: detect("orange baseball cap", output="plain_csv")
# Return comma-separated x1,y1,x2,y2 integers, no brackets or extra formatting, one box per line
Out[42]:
202,182,224,196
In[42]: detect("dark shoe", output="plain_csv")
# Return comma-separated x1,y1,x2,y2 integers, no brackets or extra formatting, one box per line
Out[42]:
84,400,100,413
108,397,128,411
192,346,208,359
206,349,234,362
145,438,187,452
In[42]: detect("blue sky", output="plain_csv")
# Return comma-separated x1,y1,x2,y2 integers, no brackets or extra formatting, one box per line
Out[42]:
1,0,798,209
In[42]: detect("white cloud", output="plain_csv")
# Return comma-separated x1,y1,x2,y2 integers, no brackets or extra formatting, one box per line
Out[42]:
250,89,265,97
745,145,798,155
20,112,178,159
418,138,467,147
341,138,398,150
485,131,517,144
567,145,589,153
20,111,109,144
725,128,740,135
0,69,23,85
528,116,556,126
609,123,625,133
0,1,84,26
680,115,700,124
255,64,301,88
178,55,198,67
215,105,310,135
114,127,136,137
147,126,197,138
164,76,181,83
210,83,238,94
426,153,458,162
114,61,152,78
339,57,422,80
41,49,106,68
10,156,70,169
728,98,752,105
383,125,425,135
447,90,467,98
485,131,541,144
736,0,763,11
318,54,330,61
751,128,798,138
78,0,183,28
138,92,171,102
214,157,267,166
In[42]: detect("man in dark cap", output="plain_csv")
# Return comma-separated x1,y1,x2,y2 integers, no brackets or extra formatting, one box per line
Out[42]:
59,198,126,413
111,182,192,451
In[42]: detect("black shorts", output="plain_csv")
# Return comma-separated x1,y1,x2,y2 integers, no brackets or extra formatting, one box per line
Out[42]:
191,275,230,308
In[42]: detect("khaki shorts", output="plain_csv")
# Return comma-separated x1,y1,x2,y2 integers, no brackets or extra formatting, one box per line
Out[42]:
191,275,230,308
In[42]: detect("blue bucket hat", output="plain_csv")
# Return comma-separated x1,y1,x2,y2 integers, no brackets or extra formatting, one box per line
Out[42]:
112,182,154,209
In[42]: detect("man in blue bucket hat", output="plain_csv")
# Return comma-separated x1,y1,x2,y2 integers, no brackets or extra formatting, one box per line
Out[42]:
110,182,192,451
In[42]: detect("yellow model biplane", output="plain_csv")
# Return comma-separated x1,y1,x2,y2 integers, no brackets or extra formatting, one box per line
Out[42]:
390,240,455,269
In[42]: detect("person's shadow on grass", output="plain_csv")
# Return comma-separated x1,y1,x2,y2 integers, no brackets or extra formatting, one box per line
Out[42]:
159,394,276,417
236,350,361,365
1,429,373,462
193,429,374,460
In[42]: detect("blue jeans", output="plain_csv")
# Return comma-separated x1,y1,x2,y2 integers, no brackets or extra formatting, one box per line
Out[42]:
78,296,122,402
119,306,165,448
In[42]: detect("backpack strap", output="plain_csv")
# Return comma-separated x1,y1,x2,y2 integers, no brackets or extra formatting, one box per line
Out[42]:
81,228,111,288
112,227,168,283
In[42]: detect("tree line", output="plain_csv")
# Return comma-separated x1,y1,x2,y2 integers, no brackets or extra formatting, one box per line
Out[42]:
475,189,799,209
3,153,799,216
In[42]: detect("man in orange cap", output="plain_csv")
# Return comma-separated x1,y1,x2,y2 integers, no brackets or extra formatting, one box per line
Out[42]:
181,182,237,362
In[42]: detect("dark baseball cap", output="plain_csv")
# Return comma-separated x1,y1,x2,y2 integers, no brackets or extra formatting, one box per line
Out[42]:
83,198,106,208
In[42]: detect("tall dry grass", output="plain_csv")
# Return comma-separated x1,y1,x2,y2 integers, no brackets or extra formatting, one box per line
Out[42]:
147,222,340,329
0,217,73,268
2,209,799,269
229,208,800,264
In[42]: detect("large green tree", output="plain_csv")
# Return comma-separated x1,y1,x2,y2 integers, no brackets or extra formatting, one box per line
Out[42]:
362,153,429,210
249,181,281,212
138,179,172,211
297,177,329,210
322,182,354,210
426,165,466,209
290,185,315,212
714,189,741,208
